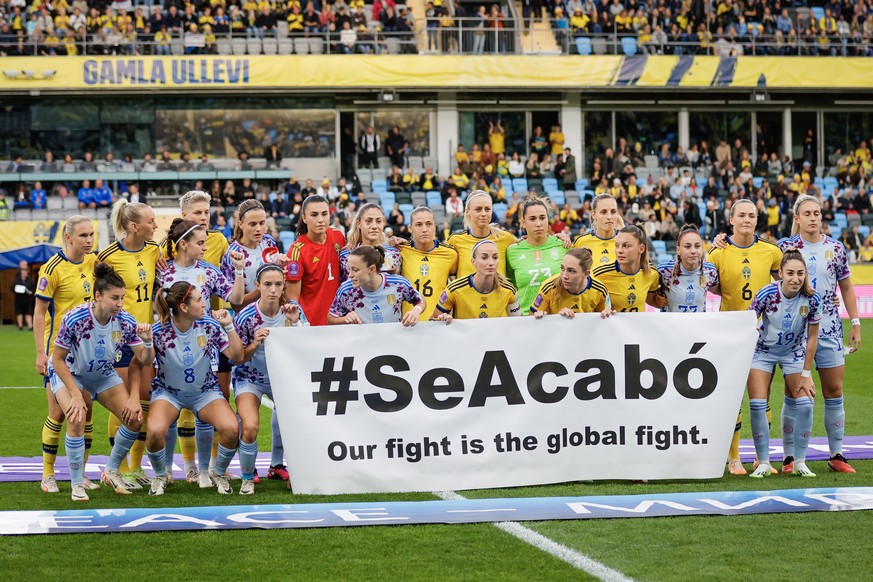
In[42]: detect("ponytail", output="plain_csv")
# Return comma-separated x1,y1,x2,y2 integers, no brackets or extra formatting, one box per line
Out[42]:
565,247,593,273
166,218,202,261
350,245,386,271
110,199,150,240
155,281,195,325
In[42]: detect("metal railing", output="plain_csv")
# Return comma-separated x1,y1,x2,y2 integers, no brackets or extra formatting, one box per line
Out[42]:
1,20,870,57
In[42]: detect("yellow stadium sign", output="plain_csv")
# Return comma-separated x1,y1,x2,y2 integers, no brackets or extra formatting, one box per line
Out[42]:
1,55,870,91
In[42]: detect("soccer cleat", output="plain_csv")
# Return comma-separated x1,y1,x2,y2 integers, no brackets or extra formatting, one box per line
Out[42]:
82,476,100,491
754,459,778,476
198,471,214,489
185,467,199,483
727,460,747,476
253,469,260,485
239,479,255,495
101,469,132,495
71,483,89,502
782,456,795,475
165,469,174,485
214,474,232,495
794,462,817,477
267,465,289,481
40,475,60,493
149,475,169,496
827,454,856,474
127,467,150,486
121,473,143,490
749,462,772,478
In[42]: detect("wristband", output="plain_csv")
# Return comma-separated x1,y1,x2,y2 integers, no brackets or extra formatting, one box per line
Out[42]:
851,318,861,327
223,324,236,334
235,269,244,277
800,370,811,378
142,341,153,349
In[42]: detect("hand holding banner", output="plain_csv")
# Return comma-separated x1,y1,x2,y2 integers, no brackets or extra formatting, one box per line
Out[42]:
266,312,757,494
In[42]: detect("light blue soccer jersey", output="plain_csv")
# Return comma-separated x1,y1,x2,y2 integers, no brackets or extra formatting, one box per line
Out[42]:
329,274,423,323
223,234,278,293
778,235,850,340
656,259,720,312
234,300,307,386
751,281,822,357
152,317,229,394
157,259,233,302
53,303,142,382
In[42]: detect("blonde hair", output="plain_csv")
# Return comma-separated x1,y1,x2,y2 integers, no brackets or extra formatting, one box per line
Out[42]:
179,190,211,211
346,203,387,249
62,214,93,253
791,194,820,236
463,190,493,230
591,193,625,233
471,239,508,288
109,200,150,240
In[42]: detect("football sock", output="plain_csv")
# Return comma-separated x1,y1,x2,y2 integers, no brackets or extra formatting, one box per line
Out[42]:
824,396,845,455
794,396,814,463
42,416,62,478
781,395,796,459
239,439,258,481
749,399,769,464
65,435,86,486
107,425,139,472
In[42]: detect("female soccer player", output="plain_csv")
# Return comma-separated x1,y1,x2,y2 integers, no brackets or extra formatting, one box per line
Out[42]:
778,194,862,473
328,246,425,325
445,190,517,279
572,193,623,268
49,263,154,500
223,199,280,310
339,203,401,280
531,248,613,318
506,196,568,314
592,225,665,312
165,191,234,481
433,239,522,321
709,198,783,475
747,250,821,478
656,224,720,312
158,218,245,484
234,264,306,494
145,281,244,496
34,216,97,494
98,200,161,488
400,207,458,321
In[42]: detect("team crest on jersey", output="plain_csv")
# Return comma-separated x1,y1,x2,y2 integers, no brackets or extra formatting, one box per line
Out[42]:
699,275,706,287
742,266,751,281
112,330,122,344
197,334,207,348
825,250,834,261
533,251,543,261
387,294,397,306
419,264,430,276
197,274,206,285
550,249,561,260
800,306,809,318
83,281,91,295
95,345,105,359
782,313,793,331
138,268,147,283
384,257,394,269
335,243,342,254
627,292,637,305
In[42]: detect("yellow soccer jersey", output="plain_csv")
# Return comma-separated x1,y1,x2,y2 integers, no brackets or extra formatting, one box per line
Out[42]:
707,236,782,311
400,241,458,321
572,231,617,267
97,240,160,324
446,228,517,279
530,274,610,315
35,251,97,356
436,275,520,319
592,261,660,312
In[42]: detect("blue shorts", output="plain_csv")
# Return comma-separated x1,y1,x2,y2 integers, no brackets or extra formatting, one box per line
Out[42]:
48,367,123,400
814,336,845,370
151,387,225,417
113,344,134,368
233,377,272,401
751,350,805,376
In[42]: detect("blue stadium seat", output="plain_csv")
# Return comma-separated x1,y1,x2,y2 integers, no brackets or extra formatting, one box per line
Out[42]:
833,212,848,227
379,192,396,210
547,190,566,205
426,191,442,207
696,178,708,189
512,178,528,193
652,240,667,256
830,226,842,240
621,37,637,56
279,231,296,250
752,177,763,189
576,37,592,56
823,177,839,191
372,180,389,194
493,203,509,222
580,189,595,202
811,7,825,22
399,203,414,224
575,179,590,190
543,178,559,192
859,225,871,240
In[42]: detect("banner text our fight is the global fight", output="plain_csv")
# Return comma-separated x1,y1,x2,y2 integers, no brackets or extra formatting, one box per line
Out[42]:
265,312,757,495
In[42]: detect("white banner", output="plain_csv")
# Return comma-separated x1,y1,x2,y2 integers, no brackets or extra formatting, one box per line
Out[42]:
266,312,757,495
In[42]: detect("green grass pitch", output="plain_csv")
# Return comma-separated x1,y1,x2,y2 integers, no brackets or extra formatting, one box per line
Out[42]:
0,322,871,580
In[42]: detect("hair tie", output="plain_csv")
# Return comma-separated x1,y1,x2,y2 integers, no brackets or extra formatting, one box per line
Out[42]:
472,238,496,255
177,224,203,244
256,263,285,278
181,283,194,304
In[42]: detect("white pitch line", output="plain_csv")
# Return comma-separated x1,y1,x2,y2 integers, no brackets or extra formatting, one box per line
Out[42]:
433,490,634,582
0,386,41,390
